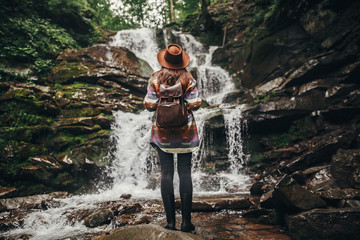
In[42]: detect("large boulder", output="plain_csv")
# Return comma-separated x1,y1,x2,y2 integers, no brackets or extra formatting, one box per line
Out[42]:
273,175,327,212
94,224,203,240
50,45,152,93
286,208,360,240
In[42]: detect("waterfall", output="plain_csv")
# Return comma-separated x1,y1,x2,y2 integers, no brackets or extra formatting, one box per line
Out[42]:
3,28,250,240
167,30,235,105
110,27,161,71
109,28,250,196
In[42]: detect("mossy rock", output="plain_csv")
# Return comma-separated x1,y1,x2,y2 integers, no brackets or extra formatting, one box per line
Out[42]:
50,61,90,84
53,172,76,188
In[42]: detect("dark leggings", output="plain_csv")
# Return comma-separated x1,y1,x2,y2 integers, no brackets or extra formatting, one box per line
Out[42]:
157,148,193,197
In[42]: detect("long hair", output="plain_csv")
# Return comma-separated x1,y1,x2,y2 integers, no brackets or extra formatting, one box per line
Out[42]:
156,67,192,92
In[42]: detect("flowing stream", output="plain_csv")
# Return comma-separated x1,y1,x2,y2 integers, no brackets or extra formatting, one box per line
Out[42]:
4,28,250,240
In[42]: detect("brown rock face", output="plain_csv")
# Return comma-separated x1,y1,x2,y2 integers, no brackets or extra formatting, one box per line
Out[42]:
273,175,327,212
331,148,360,189
94,224,203,240
286,208,360,240
50,45,153,93
84,209,114,228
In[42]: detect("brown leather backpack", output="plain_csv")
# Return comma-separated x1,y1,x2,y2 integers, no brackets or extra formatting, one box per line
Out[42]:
156,81,188,128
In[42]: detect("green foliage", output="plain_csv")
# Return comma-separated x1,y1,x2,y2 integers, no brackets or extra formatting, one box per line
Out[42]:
0,17,78,63
174,0,201,23
88,0,135,30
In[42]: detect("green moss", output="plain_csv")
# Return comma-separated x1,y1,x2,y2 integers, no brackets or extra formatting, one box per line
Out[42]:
248,152,265,165
51,62,89,83
16,183,53,197
54,83,63,90
56,132,89,146
269,116,316,149
200,99,209,108
252,91,281,105
62,106,103,117
203,167,216,175
54,172,75,187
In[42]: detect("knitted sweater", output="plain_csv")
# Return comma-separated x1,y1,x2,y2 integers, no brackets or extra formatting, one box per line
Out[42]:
144,70,202,154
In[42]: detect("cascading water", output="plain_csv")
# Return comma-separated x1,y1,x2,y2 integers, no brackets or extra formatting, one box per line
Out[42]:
108,28,250,196
4,28,250,240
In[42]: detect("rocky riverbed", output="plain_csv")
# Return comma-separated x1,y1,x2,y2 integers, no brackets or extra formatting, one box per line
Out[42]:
0,192,290,240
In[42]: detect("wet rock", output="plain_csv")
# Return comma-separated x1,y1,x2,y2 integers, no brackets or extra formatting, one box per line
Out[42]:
200,110,228,168
305,166,333,190
318,189,360,201
273,175,327,212
286,208,360,240
84,208,114,228
113,214,133,227
290,171,306,185
244,91,327,134
339,199,360,208
0,209,26,231
283,50,356,88
94,224,203,240
51,45,152,93
255,77,286,95
120,194,132,199
222,89,246,103
58,115,112,130
286,130,355,173
241,208,272,218
118,203,144,215
0,192,70,210
260,189,276,209
330,148,360,188
258,209,284,226
249,181,265,196
237,25,310,89
191,210,290,240
175,196,252,212
214,198,252,210
132,215,151,225
0,186,18,199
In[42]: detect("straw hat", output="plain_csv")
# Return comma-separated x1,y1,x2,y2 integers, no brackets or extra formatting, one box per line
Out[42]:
157,44,190,69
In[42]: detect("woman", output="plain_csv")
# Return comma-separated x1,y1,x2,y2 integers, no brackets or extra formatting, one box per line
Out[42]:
144,44,201,232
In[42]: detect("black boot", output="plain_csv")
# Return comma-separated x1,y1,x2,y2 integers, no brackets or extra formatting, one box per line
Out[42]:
162,194,176,230
180,193,195,232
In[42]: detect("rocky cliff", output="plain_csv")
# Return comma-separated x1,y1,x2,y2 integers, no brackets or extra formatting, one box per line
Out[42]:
0,44,150,197
192,0,360,239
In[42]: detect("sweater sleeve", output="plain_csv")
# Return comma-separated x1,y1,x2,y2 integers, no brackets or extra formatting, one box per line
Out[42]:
184,79,202,111
143,76,158,112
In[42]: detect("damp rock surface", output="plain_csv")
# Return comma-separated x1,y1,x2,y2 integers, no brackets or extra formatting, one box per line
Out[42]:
94,224,203,240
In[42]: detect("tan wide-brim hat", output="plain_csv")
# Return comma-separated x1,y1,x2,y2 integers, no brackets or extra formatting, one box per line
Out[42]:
157,44,190,69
